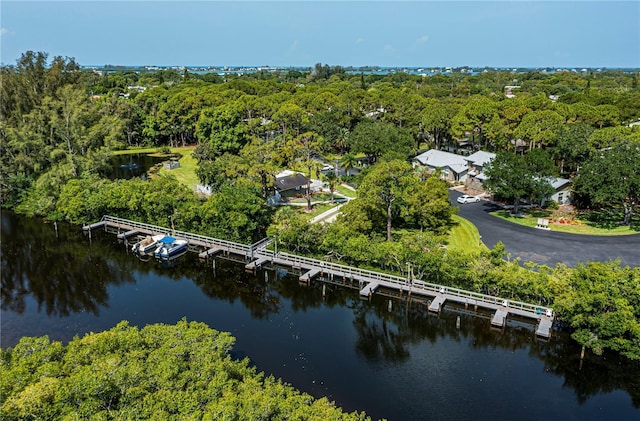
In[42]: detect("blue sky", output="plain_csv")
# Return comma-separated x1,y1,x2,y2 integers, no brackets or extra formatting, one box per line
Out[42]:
1,1,638,68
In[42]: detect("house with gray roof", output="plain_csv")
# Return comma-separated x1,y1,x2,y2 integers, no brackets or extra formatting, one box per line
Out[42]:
274,170,309,193
412,149,572,203
412,149,469,183
465,151,495,190
268,170,324,205
547,177,572,205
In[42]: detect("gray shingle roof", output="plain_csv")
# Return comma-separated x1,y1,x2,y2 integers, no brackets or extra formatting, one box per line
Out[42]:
548,177,571,190
466,151,496,167
275,172,309,191
413,149,469,174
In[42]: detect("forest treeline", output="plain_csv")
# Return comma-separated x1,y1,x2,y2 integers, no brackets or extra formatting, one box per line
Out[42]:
1,52,639,360
3,51,640,209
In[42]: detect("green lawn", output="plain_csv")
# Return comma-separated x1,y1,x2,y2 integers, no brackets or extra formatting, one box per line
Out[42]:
491,210,639,235
294,203,339,221
157,147,199,190
447,215,487,253
113,146,200,190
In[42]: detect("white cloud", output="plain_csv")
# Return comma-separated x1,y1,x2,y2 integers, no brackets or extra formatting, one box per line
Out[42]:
0,28,12,36
355,37,365,44
414,35,429,46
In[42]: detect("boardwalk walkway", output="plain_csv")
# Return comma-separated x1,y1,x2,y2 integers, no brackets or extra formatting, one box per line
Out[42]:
85,215,554,338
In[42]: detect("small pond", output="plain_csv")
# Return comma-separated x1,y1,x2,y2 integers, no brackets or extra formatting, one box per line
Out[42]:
104,153,177,180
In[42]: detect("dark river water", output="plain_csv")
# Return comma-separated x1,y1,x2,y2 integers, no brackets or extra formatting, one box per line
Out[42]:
1,212,639,420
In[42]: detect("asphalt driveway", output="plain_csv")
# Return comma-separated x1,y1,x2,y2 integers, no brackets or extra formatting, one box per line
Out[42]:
449,191,640,267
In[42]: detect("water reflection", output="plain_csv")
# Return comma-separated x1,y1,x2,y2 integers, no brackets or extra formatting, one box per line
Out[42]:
1,213,135,316
103,153,173,180
191,260,282,320
193,262,640,408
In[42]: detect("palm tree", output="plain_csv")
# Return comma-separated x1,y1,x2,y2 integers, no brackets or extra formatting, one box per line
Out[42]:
334,127,350,153
340,152,358,179
323,170,338,203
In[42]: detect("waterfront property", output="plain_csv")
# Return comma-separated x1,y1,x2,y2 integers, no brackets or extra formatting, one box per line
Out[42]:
84,216,555,338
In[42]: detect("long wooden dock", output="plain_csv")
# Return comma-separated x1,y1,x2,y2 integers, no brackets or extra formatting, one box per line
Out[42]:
85,215,554,338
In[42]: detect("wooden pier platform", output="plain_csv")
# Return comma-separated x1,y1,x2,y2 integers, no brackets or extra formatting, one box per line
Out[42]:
491,308,508,328
199,247,223,259
359,282,379,298
428,294,446,312
117,229,139,240
86,215,556,338
245,256,271,271
299,268,322,284
83,221,106,231
536,317,553,338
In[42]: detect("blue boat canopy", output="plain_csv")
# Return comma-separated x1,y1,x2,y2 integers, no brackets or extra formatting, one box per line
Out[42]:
159,236,176,244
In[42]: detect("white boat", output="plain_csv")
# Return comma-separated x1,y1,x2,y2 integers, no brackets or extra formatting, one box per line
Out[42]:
154,236,188,260
132,234,165,253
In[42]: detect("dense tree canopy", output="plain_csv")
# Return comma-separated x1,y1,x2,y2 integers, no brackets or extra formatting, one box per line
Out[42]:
484,150,556,212
573,141,640,225
0,320,369,420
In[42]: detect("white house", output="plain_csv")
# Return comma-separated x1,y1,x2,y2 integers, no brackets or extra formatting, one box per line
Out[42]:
412,149,469,183
547,177,572,205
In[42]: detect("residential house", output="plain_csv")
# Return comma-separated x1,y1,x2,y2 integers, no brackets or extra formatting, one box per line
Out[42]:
465,151,495,191
412,150,572,204
273,170,310,199
269,170,325,205
412,149,469,183
547,177,572,205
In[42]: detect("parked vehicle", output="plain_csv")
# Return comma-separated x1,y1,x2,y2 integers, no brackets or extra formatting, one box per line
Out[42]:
457,194,480,204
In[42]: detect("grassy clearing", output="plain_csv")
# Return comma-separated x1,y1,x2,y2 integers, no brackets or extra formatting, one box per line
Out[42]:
447,215,487,253
491,210,639,235
156,147,199,190
112,146,200,188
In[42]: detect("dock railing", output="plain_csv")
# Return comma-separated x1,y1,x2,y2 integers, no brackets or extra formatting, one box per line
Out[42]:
274,251,549,318
95,215,552,319
102,215,252,255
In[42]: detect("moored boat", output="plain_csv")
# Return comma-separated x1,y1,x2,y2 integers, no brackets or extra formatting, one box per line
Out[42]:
132,234,165,253
154,236,188,260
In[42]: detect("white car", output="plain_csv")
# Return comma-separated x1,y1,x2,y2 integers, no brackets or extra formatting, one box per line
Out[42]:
457,194,480,204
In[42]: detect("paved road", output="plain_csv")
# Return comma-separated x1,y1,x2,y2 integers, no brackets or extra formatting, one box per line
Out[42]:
449,191,640,267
